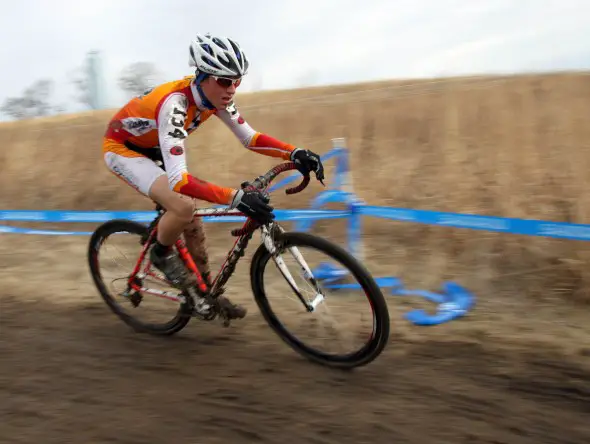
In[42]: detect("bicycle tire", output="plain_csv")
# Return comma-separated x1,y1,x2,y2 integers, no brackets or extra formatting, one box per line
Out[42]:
87,219,192,336
250,231,390,369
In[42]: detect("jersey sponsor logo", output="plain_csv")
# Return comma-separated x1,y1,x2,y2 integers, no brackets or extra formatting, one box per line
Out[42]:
168,105,188,139
167,128,187,139
121,117,156,136
170,106,187,127
237,116,245,124
110,163,141,192
170,146,184,155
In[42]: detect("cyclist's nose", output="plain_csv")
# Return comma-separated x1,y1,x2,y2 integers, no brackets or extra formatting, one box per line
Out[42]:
227,83,237,94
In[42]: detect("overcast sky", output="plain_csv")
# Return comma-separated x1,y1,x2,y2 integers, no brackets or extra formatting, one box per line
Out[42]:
1,0,589,119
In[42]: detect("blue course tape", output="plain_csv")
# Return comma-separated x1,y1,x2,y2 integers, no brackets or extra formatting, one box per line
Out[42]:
360,205,590,241
0,145,484,328
393,282,475,326
313,262,474,326
0,209,350,225
0,210,157,223
7,204,589,241
0,225,94,236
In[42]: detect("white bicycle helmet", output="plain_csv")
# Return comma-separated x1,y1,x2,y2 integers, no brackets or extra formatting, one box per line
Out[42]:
189,33,249,78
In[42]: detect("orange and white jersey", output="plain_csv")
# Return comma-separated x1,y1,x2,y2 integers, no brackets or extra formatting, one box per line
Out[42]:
103,75,297,205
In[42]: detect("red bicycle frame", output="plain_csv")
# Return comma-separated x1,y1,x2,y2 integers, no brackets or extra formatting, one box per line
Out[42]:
125,162,311,303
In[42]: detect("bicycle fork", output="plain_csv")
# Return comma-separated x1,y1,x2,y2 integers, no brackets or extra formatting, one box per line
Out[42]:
261,225,325,312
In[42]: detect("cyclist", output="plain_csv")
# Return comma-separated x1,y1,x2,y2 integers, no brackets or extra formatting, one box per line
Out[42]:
102,33,324,320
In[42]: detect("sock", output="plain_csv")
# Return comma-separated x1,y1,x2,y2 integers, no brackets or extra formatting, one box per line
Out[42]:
153,240,172,257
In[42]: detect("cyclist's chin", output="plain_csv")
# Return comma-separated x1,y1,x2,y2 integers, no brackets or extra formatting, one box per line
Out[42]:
216,95,232,107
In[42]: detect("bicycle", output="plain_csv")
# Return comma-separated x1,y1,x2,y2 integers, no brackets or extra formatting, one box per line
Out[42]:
87,161,390,368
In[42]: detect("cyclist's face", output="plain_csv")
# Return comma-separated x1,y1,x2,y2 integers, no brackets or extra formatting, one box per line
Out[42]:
201,75,241,109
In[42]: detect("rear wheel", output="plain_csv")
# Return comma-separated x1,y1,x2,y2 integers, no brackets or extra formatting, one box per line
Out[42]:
87,219,193,336
250,231,390,369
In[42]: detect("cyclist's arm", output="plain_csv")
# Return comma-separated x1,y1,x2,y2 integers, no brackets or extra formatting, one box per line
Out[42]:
216,103,296,160
157,93,236,205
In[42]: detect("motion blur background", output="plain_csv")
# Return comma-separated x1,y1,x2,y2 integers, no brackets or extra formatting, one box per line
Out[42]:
2,2,590,443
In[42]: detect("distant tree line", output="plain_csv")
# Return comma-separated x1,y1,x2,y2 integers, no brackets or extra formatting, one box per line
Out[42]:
1,49,318,121
0,79,62,119
1,52,161,121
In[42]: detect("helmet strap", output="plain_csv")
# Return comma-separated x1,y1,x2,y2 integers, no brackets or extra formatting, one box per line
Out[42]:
194,71,216,110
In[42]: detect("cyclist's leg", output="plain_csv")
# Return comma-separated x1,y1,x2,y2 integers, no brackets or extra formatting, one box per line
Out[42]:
103,139,246,318
146,172,247,318
103,139,196,289
148,177,194,246
180,203,211,283
175,196,247,319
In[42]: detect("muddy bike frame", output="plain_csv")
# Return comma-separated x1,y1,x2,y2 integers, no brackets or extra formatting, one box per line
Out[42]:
124,161,312,306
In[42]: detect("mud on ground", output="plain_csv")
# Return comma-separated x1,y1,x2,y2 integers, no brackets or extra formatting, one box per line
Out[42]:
2,228,590,444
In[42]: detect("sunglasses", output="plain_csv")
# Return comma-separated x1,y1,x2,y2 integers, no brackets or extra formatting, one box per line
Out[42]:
211,75,242,88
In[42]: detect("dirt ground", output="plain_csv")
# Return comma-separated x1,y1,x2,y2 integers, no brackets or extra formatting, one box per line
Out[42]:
2,226,590,444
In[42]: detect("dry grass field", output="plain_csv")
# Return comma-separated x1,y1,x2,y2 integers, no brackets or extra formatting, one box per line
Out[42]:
2,72,590,443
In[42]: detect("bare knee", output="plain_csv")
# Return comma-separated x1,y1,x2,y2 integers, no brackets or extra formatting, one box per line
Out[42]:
149,176,194,223
170,198,194,223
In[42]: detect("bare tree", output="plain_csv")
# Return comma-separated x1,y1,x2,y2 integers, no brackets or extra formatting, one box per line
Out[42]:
1,79,58,120
118,62,161,98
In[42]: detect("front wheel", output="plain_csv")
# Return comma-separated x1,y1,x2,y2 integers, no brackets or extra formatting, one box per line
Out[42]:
250,231,390,369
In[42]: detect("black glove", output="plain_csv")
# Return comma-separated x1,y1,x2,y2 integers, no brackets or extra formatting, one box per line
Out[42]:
231,185,275,225
291,148,325,182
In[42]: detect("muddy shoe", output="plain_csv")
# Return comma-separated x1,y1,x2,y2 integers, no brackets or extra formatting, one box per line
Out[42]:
217,295,247,320
149,247,196,290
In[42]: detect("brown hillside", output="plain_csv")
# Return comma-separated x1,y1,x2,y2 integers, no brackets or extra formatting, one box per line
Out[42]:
2,72,590,302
